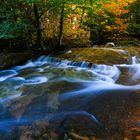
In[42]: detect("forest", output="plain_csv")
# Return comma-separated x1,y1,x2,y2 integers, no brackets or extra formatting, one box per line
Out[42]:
0,0,140,140
0,0,140,51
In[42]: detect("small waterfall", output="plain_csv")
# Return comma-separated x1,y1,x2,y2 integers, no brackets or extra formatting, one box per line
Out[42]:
35,55,61,66
35,56,120,82
92,64,120,82
35,56,90,68
13,61,36,71
0,56,122,84
3,55,140,85
131,56,140,80
117,56,140,81
132,56,140,64
67,61,90,68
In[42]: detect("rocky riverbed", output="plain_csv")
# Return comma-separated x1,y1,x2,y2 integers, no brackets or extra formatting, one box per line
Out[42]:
0,47,139,140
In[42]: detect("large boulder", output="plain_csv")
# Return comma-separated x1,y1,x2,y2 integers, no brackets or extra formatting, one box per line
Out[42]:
57,48,131,65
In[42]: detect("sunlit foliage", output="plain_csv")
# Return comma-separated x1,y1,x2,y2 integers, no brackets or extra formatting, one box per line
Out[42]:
0,0,138,49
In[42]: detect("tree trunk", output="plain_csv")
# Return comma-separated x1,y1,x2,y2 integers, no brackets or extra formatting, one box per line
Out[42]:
80,8,85,28
80,0,86,28
58,0,65,47
33,4,44,50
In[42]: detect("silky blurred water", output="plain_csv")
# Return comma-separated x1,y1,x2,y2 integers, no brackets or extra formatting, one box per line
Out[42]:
0,55,139,135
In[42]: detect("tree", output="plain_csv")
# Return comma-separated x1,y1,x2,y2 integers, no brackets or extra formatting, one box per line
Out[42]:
0,0,30,40
128,0,140,36
58,0,65,47
0,0,51,50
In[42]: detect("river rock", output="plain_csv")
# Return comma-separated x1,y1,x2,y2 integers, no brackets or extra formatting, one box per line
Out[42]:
49,111,104,138
0,52,41,70
105,42,115,47
57,48,131,65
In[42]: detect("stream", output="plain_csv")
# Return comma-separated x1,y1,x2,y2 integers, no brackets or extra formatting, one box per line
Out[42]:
0,55,140,139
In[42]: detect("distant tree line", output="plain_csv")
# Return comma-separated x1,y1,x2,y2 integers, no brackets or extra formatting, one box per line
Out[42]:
0,0,139,51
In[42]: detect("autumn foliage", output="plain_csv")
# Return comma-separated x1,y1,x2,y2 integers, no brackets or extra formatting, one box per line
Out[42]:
40,0,136,47
0,0,138,49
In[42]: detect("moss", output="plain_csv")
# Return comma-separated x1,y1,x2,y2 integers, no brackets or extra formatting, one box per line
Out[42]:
57,47,132,65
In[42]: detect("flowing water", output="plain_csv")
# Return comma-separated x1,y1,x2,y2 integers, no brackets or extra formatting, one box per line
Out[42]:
0,55,140,139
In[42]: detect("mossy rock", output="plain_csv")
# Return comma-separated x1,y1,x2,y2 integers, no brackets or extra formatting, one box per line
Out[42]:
57,47,132,65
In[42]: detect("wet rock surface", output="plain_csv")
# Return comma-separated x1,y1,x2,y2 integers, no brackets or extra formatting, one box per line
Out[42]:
57,47,131,65
0,52,41,70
